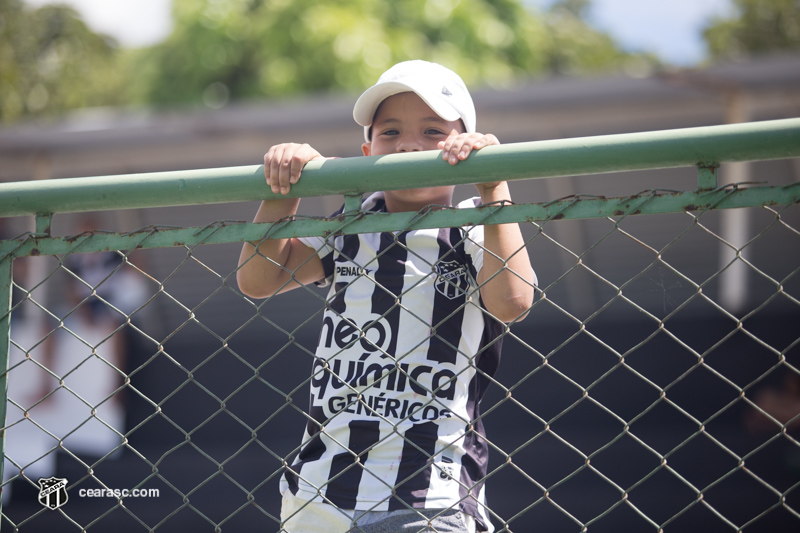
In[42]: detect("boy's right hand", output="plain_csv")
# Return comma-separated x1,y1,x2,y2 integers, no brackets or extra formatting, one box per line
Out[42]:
264,143,323,195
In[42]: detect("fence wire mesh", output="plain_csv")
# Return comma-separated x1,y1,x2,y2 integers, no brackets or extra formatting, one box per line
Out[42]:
1,189,799,532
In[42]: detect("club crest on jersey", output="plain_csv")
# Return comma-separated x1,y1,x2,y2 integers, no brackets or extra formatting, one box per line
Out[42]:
38,477,68,510
434,260,470,299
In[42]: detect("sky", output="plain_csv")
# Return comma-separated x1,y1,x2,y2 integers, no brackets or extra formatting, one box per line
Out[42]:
23,0,735,67
539,0,734,65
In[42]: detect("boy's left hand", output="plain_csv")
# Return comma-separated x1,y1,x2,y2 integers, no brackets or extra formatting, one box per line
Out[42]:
438,131,503,193
438,131,499,166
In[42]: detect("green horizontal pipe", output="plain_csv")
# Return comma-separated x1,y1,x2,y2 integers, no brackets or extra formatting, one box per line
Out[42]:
3,183,798,258
0,118,799,218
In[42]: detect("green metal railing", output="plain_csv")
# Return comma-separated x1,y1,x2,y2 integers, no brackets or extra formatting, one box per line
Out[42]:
2,118,799,215
2,118,798,256
1,117,799,532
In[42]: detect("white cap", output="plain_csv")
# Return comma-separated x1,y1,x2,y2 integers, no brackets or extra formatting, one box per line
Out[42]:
353,60,476,142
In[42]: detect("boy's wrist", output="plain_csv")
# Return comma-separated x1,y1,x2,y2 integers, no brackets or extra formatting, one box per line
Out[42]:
254,197,301,223
477,181,512,204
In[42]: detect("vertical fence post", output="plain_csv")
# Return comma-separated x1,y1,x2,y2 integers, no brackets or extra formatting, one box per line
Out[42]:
0,254,12,517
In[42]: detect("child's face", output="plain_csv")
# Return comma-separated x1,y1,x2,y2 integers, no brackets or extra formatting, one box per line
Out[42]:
361,92,464,157
361,91,463,210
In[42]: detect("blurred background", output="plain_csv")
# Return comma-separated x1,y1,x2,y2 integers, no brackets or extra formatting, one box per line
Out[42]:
2,0,797,127
1,0,800,531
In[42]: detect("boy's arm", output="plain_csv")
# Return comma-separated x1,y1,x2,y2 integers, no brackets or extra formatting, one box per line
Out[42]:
236,143,326,298
475,181,535,323
439,132,535,323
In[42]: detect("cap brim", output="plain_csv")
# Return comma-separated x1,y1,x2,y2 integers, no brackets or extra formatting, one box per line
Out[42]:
353,80,462,129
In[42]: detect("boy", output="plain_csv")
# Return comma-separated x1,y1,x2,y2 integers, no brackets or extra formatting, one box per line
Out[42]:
237,60,536,533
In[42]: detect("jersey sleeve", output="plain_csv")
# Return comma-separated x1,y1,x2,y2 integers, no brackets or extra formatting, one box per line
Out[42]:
297,236,336,287
462,223,485,276
295,194,384,288
457,198,485,275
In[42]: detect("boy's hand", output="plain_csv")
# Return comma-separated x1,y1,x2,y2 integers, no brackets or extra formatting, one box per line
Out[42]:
438,131,503,193
264,143,323,195
438,130,499,166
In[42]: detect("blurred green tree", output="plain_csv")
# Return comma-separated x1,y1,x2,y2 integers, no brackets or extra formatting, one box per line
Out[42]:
0,0,122,122
133,0,652,109
704,0,800,60
1,0,657,122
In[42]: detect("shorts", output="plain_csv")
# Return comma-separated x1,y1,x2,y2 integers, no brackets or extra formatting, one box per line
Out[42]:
280,491,477,533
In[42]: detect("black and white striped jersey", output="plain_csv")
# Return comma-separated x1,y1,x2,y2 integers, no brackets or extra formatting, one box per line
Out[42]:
281,192,520,531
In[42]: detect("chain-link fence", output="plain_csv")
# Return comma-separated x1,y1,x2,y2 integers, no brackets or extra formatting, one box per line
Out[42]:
2,120,799,532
